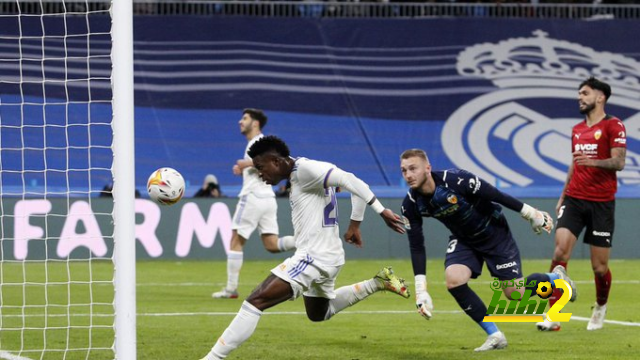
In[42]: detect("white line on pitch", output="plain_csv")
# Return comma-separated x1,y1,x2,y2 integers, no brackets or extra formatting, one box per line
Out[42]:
139,279,640,287
139,310,640,327
0,351,33,360
572,316,640,327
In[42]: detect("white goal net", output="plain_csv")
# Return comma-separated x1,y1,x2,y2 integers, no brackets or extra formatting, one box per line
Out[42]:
0,1,134,359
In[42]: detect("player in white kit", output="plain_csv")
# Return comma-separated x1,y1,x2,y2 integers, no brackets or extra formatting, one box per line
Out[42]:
212,109,295,299
200,135,410,360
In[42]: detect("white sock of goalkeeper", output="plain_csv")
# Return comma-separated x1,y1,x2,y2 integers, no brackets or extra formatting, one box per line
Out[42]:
209,301,262,359
325,279,380,320
226,250,243,291
277,236,295,252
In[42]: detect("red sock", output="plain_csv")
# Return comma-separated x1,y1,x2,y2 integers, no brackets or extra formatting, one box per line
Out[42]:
548,260,567,308
595,269,612,306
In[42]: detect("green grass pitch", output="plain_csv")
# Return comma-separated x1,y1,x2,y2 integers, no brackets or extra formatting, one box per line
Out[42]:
138,259,639,360
2,259,639,359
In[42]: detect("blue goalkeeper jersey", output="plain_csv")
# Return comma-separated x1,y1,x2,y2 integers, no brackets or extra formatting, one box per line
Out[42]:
401,169,524,253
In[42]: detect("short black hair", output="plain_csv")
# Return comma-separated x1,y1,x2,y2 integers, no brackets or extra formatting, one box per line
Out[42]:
248,135,290,159
579,76,611,101
243,108,268,129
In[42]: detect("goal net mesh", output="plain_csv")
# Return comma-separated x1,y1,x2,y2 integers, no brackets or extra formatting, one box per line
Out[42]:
0,1,115,359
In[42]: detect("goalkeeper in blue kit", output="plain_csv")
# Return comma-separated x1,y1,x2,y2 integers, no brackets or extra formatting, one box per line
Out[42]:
398,149,577,351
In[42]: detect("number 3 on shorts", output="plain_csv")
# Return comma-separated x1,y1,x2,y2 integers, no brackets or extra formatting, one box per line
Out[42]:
446,239,457,254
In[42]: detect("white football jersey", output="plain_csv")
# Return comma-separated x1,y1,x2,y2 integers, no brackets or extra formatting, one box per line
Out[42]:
289,158,344,266
238,133,275,198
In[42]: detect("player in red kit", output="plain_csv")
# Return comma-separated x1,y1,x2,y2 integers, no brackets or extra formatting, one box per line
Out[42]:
537,77,627,332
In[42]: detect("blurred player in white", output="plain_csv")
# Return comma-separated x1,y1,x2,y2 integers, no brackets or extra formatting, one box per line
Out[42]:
200,135,409,360
212,109,295,299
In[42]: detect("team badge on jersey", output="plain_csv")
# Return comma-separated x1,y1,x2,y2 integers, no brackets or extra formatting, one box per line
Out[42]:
594,129,602,140
447,194,458,204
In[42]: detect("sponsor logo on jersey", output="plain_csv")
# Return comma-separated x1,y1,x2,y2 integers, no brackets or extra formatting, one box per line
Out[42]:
575,133,581,139
575,143,598,152
447,194,458,204
434,204,459,217
468,177,481,194
496,261,517,270
592,230,611,236
615,138,627,144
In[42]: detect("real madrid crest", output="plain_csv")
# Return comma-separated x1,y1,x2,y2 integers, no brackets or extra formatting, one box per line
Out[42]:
442,30,639,188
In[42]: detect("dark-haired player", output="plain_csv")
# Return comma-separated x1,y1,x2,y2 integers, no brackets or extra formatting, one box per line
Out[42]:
212,109,295,299
399,149,576,351
200,135,410,360
537,77,627,332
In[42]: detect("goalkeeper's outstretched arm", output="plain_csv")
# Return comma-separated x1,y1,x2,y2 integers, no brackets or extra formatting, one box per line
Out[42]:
462,171,554,235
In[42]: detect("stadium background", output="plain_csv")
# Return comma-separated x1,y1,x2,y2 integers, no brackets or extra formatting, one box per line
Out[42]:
2,3,639,262
1,4,639,360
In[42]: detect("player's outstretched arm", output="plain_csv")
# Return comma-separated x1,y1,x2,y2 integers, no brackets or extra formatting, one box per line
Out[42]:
379,208,406,234
521,203,554,235
326,167,405,234
458,170,553,235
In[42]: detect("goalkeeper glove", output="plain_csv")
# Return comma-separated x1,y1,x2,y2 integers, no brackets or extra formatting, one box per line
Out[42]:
415,275,434,320
521,203,554,235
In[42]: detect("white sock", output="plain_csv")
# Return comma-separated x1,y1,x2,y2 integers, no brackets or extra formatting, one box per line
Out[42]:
277,236,296,252
226,250,243,291
209,301,263,358
202,353,222,360
325,279,380,320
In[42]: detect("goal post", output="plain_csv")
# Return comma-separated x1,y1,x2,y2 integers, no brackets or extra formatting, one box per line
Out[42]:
0,0,136,359
112,0,137,359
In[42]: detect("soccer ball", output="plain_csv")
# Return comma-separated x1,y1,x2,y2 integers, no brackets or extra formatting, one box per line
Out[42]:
147,167,185,206
536,281,553,299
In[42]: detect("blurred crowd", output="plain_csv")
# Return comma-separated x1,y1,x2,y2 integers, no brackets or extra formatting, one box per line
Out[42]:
403,1,634,3
4,0,635,17
131,0,638,18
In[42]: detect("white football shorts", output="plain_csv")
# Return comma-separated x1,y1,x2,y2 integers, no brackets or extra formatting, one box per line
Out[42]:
271,252,342,300
231,193,279,239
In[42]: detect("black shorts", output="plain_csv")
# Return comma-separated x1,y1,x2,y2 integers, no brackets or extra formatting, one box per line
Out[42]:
556,195,615,248
444,235,523,281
